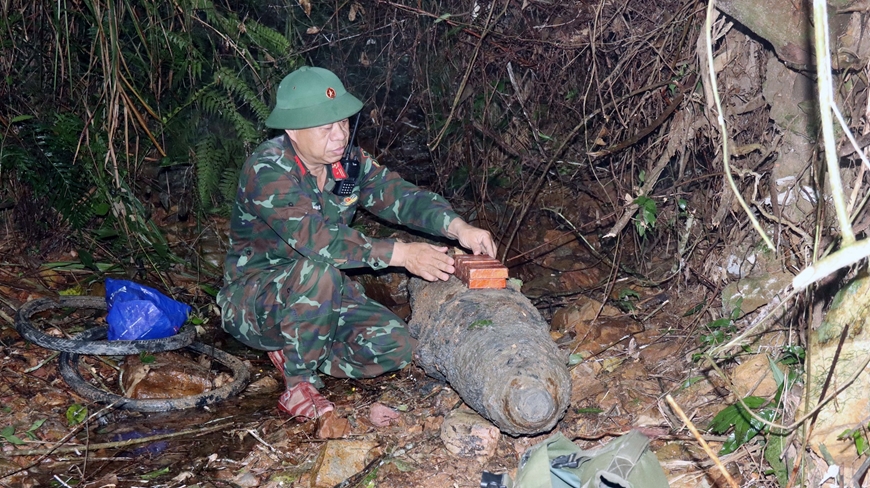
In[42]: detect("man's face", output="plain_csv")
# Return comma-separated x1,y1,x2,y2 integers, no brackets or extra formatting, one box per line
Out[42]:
286,119,350,167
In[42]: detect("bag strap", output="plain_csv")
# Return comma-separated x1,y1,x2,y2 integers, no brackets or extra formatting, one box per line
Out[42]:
600,430,650,481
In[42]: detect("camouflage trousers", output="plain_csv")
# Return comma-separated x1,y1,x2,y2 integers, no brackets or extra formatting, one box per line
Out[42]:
217,258,415,388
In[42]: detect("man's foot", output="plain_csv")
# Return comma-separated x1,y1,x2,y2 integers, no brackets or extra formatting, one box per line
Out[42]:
278,382,335,421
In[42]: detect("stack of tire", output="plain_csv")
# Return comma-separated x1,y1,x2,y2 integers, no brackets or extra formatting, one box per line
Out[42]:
15,296,250,412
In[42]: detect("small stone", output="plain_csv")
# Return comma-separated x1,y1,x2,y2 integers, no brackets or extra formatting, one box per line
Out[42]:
731,354,783,399
439,409,500,460
121,352,214,399
231,471,261,487
369,402,400,427
310,440,378,488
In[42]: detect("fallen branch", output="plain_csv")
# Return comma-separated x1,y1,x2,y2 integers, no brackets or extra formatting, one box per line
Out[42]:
0,422,233,458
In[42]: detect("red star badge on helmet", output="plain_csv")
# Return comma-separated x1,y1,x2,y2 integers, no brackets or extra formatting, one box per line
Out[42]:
326,87,336,99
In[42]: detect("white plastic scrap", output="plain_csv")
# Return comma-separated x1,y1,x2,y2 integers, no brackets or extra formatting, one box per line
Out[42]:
819,464,839,488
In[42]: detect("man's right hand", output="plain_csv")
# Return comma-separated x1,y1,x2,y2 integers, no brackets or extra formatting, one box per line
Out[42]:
389,242,454,281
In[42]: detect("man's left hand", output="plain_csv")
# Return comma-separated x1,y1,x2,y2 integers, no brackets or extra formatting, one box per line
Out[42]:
447,219,497,258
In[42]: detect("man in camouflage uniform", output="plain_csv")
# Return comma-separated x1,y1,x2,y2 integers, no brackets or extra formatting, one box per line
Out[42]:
217,66,496,420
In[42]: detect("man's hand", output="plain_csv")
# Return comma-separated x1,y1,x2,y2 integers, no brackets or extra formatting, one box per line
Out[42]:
389,242,454,281
447,219,497,257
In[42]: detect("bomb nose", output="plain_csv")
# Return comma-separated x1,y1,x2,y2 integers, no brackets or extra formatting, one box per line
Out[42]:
510,386,556,425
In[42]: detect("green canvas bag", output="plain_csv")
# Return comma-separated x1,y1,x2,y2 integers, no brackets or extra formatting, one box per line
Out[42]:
481,430,669,488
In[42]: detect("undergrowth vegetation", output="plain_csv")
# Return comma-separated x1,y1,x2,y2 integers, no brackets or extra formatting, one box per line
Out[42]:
0,0,296,263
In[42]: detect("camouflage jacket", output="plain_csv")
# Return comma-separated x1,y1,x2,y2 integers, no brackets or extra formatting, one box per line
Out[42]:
221,134,461,286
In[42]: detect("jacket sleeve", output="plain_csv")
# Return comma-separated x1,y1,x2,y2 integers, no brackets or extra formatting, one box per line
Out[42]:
243,152,395,270
356,149,461,237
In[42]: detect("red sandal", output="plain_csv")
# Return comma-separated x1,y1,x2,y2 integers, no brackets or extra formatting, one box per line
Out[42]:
278,382,334,421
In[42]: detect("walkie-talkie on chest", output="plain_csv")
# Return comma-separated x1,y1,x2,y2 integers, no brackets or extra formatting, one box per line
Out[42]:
331,113,361,197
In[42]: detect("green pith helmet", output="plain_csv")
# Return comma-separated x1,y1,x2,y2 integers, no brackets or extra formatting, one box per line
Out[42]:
265,66,363,130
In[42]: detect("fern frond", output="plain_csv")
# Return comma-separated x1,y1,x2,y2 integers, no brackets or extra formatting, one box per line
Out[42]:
195,135,221,211
245,19,292,56
216,165,241,216
214,67,270,122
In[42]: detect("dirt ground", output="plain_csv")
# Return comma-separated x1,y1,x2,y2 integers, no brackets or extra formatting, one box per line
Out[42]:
0,205,785,488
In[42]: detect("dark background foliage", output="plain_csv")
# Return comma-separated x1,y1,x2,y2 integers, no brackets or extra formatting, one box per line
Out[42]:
0,0,702,276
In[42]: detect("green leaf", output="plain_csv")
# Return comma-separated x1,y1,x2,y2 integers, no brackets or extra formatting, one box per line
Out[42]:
709,396,766,434
78,249,97,272
855,431,867,455
93,227,119,239
10,115,34,124
92,201,110,217
434,13,452,23
710,397,774,455
729,298,743,320
66,404,87,425
679,376,703,390
767,355,785,390
633,195,658,228
199,284,220,298
683,300,705,316
140,467,171,480
574,407,604,415
706,317,732,330
25,419,46,440
742,396,767,409
709,404,742,434
765,433,789,486
568,353,584,366
0,425,24,445
139,352,156,364
618,289,640,301
780,345,805,365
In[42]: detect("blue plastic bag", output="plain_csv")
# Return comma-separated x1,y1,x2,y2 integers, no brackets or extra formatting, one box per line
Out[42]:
105,278,191,340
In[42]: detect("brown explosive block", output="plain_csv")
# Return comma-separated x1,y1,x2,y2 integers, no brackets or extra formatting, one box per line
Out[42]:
453,254,508,289
454,256,499,282
453,254,500,266
465,263,509,280
467,278,506,289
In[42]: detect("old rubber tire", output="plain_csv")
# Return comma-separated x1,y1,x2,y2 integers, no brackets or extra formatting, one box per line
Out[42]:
16,296,196,354
58,326,251,412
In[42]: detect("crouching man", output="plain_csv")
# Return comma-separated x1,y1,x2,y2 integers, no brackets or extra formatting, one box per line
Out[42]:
217,66,496,421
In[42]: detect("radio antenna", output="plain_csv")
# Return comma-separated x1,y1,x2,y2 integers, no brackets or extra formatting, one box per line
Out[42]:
342,113,361,161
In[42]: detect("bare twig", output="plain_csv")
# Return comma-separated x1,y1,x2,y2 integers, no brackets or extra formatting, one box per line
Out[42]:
665,394,738,488
704,0,774,251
